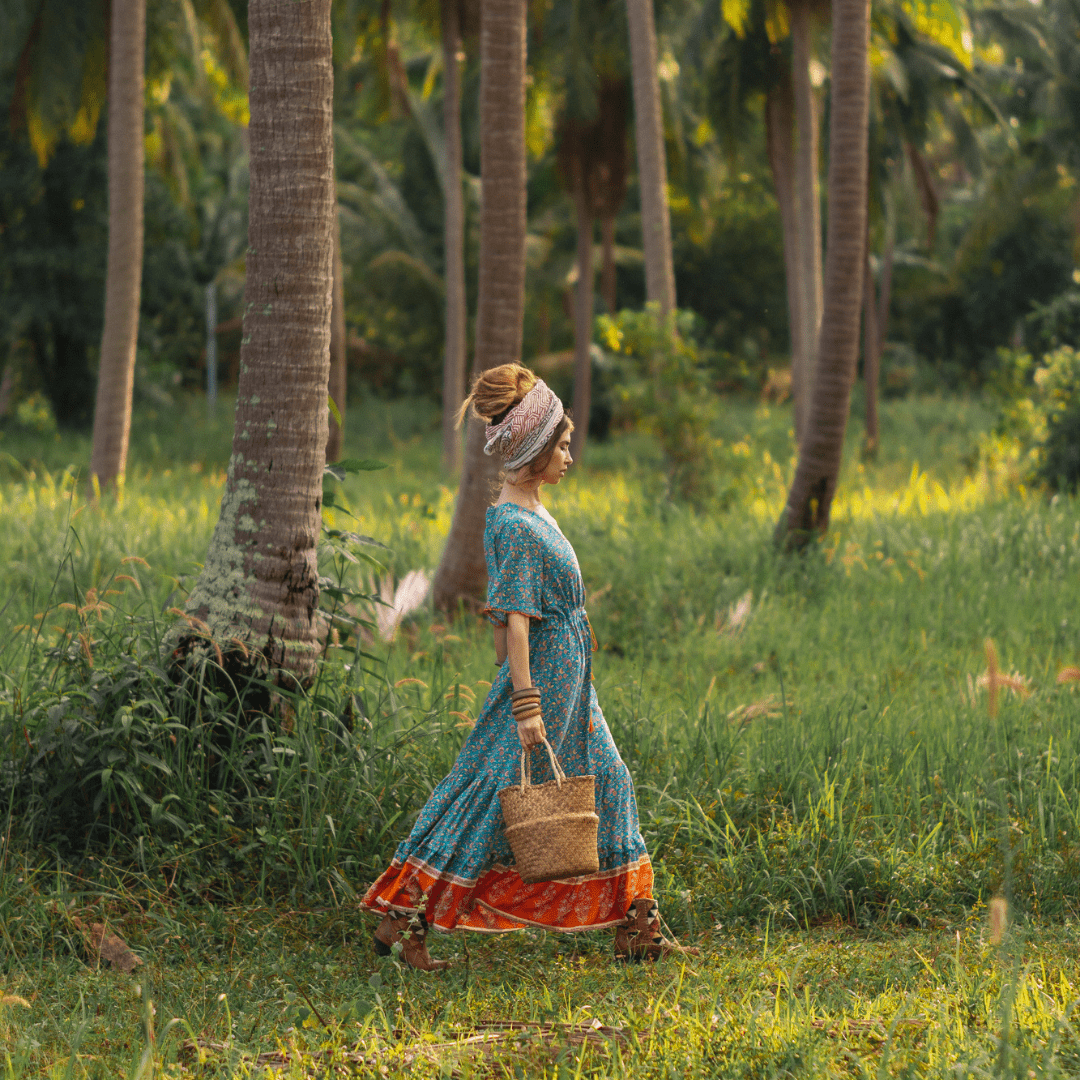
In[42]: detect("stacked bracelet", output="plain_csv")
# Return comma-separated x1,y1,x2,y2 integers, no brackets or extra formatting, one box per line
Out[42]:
511,686,542,723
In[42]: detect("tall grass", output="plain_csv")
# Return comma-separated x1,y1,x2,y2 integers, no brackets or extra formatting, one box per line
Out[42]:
1,392,1078,934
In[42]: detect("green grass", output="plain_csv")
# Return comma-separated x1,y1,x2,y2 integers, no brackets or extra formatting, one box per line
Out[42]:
4,889,1080,1077
3,389,1080,1076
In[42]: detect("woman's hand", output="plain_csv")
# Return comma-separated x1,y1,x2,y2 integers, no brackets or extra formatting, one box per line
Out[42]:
517,713,547,749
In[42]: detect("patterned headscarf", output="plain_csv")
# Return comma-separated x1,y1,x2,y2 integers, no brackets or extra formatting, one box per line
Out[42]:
483,379,564,472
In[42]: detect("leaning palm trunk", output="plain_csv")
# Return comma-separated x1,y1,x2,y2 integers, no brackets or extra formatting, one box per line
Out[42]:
89,0,146,490
327,207,347,464
626,0,675,316
765,74,806,440
790,0,823,442
432,0,527,611
171,0,336,682
775,0,870,546
570,168,594,462
441,0,468,474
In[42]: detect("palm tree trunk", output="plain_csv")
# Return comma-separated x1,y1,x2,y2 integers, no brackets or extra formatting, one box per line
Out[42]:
861,204,894,459
441,0,467,474
765,73,806,442
174,0,336,681
89,0,146,490
626,0,675,316
862,245,879,457
600,214,617,313
327,206,347,464
433,0,527,611
790,0,822,442
775,0,870,546
570,171,594,462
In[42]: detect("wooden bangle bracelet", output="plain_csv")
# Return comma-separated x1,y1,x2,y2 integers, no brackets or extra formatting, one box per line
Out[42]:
511,687,541,700
513,705,542,718
512,702,542,715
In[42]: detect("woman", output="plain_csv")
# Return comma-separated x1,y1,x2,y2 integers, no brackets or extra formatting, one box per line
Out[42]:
362,364,697,969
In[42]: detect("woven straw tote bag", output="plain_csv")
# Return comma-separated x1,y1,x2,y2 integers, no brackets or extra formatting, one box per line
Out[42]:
497,738,599,883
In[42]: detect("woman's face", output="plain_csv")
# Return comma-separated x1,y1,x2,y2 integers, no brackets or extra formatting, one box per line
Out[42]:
540,431,573,485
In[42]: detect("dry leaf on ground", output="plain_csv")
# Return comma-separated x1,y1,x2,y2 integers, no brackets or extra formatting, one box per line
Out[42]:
71,916,143,974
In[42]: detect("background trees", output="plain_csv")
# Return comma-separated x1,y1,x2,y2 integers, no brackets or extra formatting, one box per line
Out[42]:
3,0,1080,541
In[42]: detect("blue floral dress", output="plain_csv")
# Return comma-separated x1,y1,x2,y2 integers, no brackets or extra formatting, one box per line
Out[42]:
363,502,653,932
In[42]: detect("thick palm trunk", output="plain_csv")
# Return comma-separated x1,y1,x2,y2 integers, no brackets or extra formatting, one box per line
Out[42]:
765,74,806,440
327,207,347,464
790,0,822,441
570,175,594,462
89,0,146,490
626,0,675,316
776,0,870,546
441,0,468,474
175,0,335,680
433,0,526,611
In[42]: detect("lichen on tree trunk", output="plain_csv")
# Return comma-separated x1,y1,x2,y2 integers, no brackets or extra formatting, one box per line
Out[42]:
168,0,336,683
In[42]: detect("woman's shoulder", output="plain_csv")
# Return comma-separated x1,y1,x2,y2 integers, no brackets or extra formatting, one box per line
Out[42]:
485,503,545,546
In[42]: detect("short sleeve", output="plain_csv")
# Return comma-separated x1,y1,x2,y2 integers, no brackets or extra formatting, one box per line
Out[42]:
483,516,544,627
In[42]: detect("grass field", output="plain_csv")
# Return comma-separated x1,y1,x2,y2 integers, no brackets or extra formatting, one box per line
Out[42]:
3,390,1080,1077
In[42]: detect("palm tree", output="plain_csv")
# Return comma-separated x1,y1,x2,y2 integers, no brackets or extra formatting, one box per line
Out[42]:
432,0,527,611
776,0,870,546
88,0,147,490
626,0,675,316
440,0,468,474
789,0,824,443
327,209,347,464
174,0,336,681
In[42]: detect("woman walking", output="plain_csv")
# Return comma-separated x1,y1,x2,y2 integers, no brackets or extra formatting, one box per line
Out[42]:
362,364,697,969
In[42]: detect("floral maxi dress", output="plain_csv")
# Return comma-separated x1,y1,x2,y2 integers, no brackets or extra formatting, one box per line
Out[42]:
362,502,653,932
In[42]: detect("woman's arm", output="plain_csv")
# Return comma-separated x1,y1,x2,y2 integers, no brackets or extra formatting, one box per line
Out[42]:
506,612,546,748
494,625,507,665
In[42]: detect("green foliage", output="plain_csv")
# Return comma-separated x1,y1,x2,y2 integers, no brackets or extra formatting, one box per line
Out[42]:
906,199,1074,381
598,305,727,504
994,345,1080,492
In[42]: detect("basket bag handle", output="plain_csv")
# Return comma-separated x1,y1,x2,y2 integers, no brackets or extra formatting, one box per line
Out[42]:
518,737,567,793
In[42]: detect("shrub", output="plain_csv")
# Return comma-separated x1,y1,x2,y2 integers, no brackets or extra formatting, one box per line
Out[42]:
598,305,727,505
991,345,1080,492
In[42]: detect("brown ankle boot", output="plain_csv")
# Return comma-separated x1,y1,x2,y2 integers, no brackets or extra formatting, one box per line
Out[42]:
373,908,450,971
614,897,701,962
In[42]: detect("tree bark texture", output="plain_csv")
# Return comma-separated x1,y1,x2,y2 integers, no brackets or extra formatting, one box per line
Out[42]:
626,0,675,316
89,0,146,490
327,206,347,464
441,0,467,474
776,0,870,546
765,74,806,440
570,172,594,462
432,0,526,611
790,0,823,443
862,247,879,456
177,0,335,681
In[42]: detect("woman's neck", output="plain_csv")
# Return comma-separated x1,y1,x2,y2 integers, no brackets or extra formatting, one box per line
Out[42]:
499,476,544,509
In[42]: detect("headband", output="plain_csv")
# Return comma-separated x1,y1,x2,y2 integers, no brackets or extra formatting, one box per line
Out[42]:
483,380,564,472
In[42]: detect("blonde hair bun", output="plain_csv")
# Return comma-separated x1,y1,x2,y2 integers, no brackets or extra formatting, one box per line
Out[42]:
458,363,537,426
